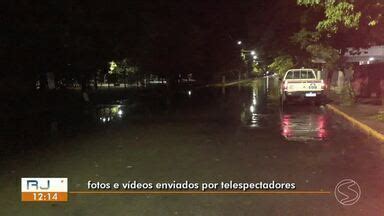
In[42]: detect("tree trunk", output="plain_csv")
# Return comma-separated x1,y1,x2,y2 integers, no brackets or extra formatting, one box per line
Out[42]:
124,72,127,88
39,73,47,90
81,77,87,92
326,70,333,90
94,73,98,90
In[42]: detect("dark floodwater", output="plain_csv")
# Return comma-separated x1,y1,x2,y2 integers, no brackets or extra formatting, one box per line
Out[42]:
1,78,384,215
1,78,330,155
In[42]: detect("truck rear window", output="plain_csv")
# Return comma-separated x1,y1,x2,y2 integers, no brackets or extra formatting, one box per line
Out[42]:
285,70,315,79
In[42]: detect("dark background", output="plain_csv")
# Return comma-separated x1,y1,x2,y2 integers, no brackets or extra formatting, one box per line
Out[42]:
1,0,306,93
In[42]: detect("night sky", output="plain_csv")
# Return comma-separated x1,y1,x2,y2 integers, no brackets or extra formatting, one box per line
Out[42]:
1,0,306,91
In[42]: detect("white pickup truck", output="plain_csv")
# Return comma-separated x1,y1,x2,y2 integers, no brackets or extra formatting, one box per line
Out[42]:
280,69,325,105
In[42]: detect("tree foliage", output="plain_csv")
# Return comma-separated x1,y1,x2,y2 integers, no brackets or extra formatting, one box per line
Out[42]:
306,44,340,70
297,0,361,33
109,59,137,76
291,29,321,49
268,55,295,77
297,0,384,45
294,0,384,91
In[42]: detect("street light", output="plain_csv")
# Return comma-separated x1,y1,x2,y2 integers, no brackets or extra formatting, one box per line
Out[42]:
253,55,257,60
250,50,256,56
237,40,242,45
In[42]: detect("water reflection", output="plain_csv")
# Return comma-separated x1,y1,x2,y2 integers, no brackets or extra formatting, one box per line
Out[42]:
96,105,125,123
240,82,269,128
280,106,328,141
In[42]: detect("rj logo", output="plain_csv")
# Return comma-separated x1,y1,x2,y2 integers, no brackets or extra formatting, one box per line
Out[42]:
27,180,50,190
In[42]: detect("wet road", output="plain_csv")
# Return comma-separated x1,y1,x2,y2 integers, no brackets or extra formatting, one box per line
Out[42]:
1,79,384,215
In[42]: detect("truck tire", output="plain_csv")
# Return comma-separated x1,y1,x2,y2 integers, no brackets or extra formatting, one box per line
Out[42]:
315,98,323,106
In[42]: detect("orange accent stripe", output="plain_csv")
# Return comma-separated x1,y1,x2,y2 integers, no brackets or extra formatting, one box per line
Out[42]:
22,192,68,202
69,191,330,195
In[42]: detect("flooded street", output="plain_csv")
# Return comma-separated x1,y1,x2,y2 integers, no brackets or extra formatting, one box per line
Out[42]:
1,79,384,215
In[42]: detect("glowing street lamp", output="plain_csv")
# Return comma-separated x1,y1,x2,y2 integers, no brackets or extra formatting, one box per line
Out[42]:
237,40,242,45
250,50,256,56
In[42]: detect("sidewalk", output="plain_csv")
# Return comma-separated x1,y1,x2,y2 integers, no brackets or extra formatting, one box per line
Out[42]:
327,92,384,141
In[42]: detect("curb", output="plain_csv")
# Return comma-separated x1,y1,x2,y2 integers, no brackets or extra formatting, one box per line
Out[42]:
326,104,384,142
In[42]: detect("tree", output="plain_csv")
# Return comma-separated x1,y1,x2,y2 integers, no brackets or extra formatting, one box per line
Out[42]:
298,0,361,33
297,0,384,45
108,59,138,86
268,55,295,77
291,28,341,83
295,0,384,101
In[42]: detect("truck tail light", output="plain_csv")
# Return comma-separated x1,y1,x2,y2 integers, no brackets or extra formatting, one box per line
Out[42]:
283,81,288,90
321,80,325,89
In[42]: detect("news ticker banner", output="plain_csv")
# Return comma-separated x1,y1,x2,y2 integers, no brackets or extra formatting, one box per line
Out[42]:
20,178,361,206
